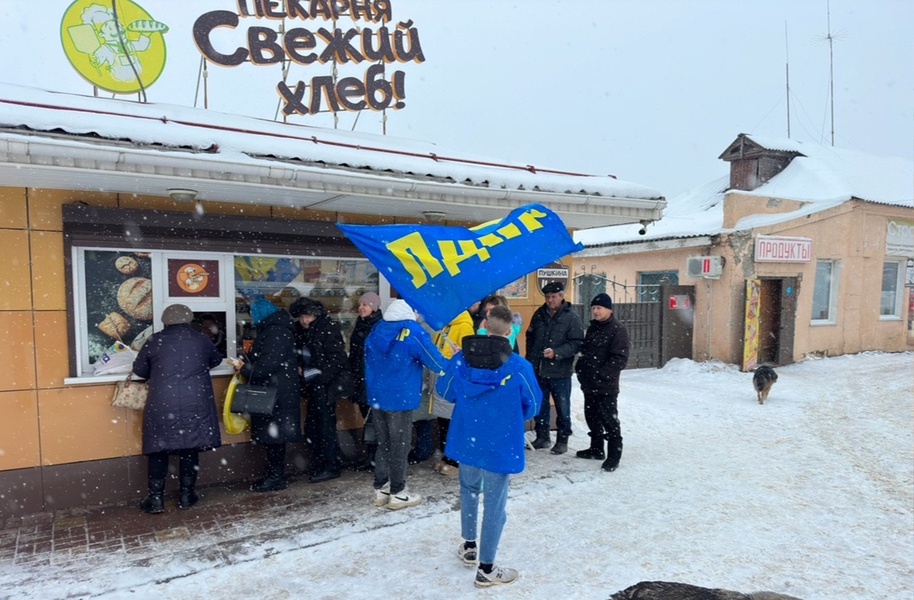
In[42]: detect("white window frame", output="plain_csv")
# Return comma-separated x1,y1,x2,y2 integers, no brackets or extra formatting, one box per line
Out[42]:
811,259,841,325
67,246,382,383
879,259,905,320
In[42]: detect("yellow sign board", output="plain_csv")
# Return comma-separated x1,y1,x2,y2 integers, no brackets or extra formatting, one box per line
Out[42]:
61,0,168,94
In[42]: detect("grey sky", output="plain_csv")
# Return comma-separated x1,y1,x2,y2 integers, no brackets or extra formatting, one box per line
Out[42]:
1,0,911,199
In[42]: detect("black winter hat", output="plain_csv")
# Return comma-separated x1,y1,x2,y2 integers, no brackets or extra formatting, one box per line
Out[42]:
289,297,323,318
590,293,614,310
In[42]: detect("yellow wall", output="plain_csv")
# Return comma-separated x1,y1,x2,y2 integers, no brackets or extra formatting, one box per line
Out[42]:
0,187,407,473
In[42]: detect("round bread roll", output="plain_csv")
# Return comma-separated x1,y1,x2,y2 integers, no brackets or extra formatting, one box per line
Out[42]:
115,256,139,275
117,277,153,321
130,325,154,351
98,312,130,339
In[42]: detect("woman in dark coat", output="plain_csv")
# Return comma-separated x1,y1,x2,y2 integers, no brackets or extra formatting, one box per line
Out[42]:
347,292,383,471
289,297,353,483
236,299,302,492
132,304,223,514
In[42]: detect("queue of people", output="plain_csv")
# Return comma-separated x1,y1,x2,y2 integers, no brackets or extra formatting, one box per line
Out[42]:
132,285,630,588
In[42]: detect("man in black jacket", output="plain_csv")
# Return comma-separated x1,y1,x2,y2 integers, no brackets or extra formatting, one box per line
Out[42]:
573,293,630,472
524,281,585,454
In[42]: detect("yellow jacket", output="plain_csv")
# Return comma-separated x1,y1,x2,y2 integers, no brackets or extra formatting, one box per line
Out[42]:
434,311,475,358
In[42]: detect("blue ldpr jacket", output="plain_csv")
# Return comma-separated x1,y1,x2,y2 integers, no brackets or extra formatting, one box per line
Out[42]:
364,300,447,412
437,336,542,475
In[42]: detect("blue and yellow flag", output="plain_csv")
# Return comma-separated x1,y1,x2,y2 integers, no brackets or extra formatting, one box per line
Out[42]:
338,204,583,330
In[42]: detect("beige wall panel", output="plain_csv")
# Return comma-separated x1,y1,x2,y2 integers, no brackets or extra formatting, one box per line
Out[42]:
38,385,128,465
0,311,36,391
335,212,397,225
0,188,28,228
297,208,336,222
117,194,194,212
34,311,69,389
30,231,66,311
27,189,117,231
0,390,41,470
0,230,32,311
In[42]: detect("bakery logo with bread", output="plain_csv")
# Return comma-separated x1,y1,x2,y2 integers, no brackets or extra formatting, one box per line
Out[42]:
60,0,168,94
168,259,220,298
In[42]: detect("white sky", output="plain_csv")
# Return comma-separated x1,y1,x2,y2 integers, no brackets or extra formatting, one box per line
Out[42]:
1,0,912,199
1,351,911,599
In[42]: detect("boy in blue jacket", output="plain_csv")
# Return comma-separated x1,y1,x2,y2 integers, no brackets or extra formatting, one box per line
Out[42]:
365,299,447,510
436,305,542,588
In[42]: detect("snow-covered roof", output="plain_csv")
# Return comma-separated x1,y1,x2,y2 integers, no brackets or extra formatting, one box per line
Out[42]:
0,83,665,229
576,135,913,247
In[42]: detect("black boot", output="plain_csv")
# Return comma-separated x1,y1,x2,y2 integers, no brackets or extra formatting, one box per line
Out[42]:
602,441,623,472
531,431,551,450
139,477,165,514
550,434,569,455
252,444,287,492
575,435,605,460
352,444,376,472
178,473,199,509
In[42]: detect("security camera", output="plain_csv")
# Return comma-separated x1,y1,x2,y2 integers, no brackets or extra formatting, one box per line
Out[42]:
638,221,649,235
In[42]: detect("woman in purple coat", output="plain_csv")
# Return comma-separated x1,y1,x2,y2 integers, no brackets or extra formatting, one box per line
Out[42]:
132,304,223,514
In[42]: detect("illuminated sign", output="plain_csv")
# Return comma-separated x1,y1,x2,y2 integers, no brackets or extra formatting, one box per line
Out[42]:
754,236,812,263
193,0,425,116
61,0,169,94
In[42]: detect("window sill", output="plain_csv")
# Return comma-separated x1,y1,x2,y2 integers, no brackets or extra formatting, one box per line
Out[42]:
64,365,235,386
809,320,836,327
879,315,902,321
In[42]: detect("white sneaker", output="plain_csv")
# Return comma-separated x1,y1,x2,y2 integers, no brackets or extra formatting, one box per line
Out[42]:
388,487,422,510
372,482,390,507
475,565,519,588
457,542,478,565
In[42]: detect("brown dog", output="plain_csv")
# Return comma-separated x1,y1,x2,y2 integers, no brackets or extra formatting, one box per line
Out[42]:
752,365,778,404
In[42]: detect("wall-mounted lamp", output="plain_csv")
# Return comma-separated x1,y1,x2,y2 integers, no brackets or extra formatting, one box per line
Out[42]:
423,210,446,223
167,188,198,203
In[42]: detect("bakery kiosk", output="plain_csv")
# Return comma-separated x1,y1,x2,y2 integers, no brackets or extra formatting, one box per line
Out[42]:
0,84,665,517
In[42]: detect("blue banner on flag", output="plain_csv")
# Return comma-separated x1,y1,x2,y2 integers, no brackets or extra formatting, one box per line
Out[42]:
337,204,584,330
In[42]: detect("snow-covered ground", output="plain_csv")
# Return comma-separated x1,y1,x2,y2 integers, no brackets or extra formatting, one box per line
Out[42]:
3,351,912,599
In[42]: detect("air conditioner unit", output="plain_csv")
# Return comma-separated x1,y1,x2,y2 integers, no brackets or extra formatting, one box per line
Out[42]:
686,256,723,279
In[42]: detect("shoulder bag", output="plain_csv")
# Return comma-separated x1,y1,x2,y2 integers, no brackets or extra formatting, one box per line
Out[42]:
111,371,148,410
230,383,279,415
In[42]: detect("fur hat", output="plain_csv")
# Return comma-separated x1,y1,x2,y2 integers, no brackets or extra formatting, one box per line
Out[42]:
358,292,381,312
591,293,614,310
289,297,323,318
161,303,193,325
542,281,564,294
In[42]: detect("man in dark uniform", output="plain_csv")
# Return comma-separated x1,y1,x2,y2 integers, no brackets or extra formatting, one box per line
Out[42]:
524,282,585,454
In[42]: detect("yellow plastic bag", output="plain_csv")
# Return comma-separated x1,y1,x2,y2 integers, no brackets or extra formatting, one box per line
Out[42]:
223,373,251,434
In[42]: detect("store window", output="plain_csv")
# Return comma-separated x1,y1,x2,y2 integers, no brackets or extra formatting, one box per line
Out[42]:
811,260,840,323
880,260,903,318
63,204,376,379
638,271,679,303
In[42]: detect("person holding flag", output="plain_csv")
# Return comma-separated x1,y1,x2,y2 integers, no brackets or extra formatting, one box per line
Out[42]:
364,299,448,510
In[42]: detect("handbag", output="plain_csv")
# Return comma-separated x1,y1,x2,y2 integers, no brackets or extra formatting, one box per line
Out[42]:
428,371,455,419
111,371,148,410
230,383,279,415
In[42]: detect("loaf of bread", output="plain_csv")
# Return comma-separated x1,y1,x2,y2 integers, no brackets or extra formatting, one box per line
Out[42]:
98,312,130,339
130,325,153,351
117,277,153,321
115,256,139,275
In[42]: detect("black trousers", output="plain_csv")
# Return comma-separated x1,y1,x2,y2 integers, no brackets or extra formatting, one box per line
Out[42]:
305,385,341,474
147,449,199,479
582,391,622,453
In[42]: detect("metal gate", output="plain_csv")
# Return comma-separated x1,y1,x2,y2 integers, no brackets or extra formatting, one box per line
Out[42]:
572,285,694,369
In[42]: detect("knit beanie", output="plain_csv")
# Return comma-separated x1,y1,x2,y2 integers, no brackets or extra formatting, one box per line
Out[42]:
250,299,279,324
590,293,614,310
358,292,381,312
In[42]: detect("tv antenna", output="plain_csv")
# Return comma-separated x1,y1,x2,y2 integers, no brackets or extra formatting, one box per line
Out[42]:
815,0,846,146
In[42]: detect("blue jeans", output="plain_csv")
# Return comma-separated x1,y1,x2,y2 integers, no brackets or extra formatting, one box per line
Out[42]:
534,376,572,438
460,464,510,565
